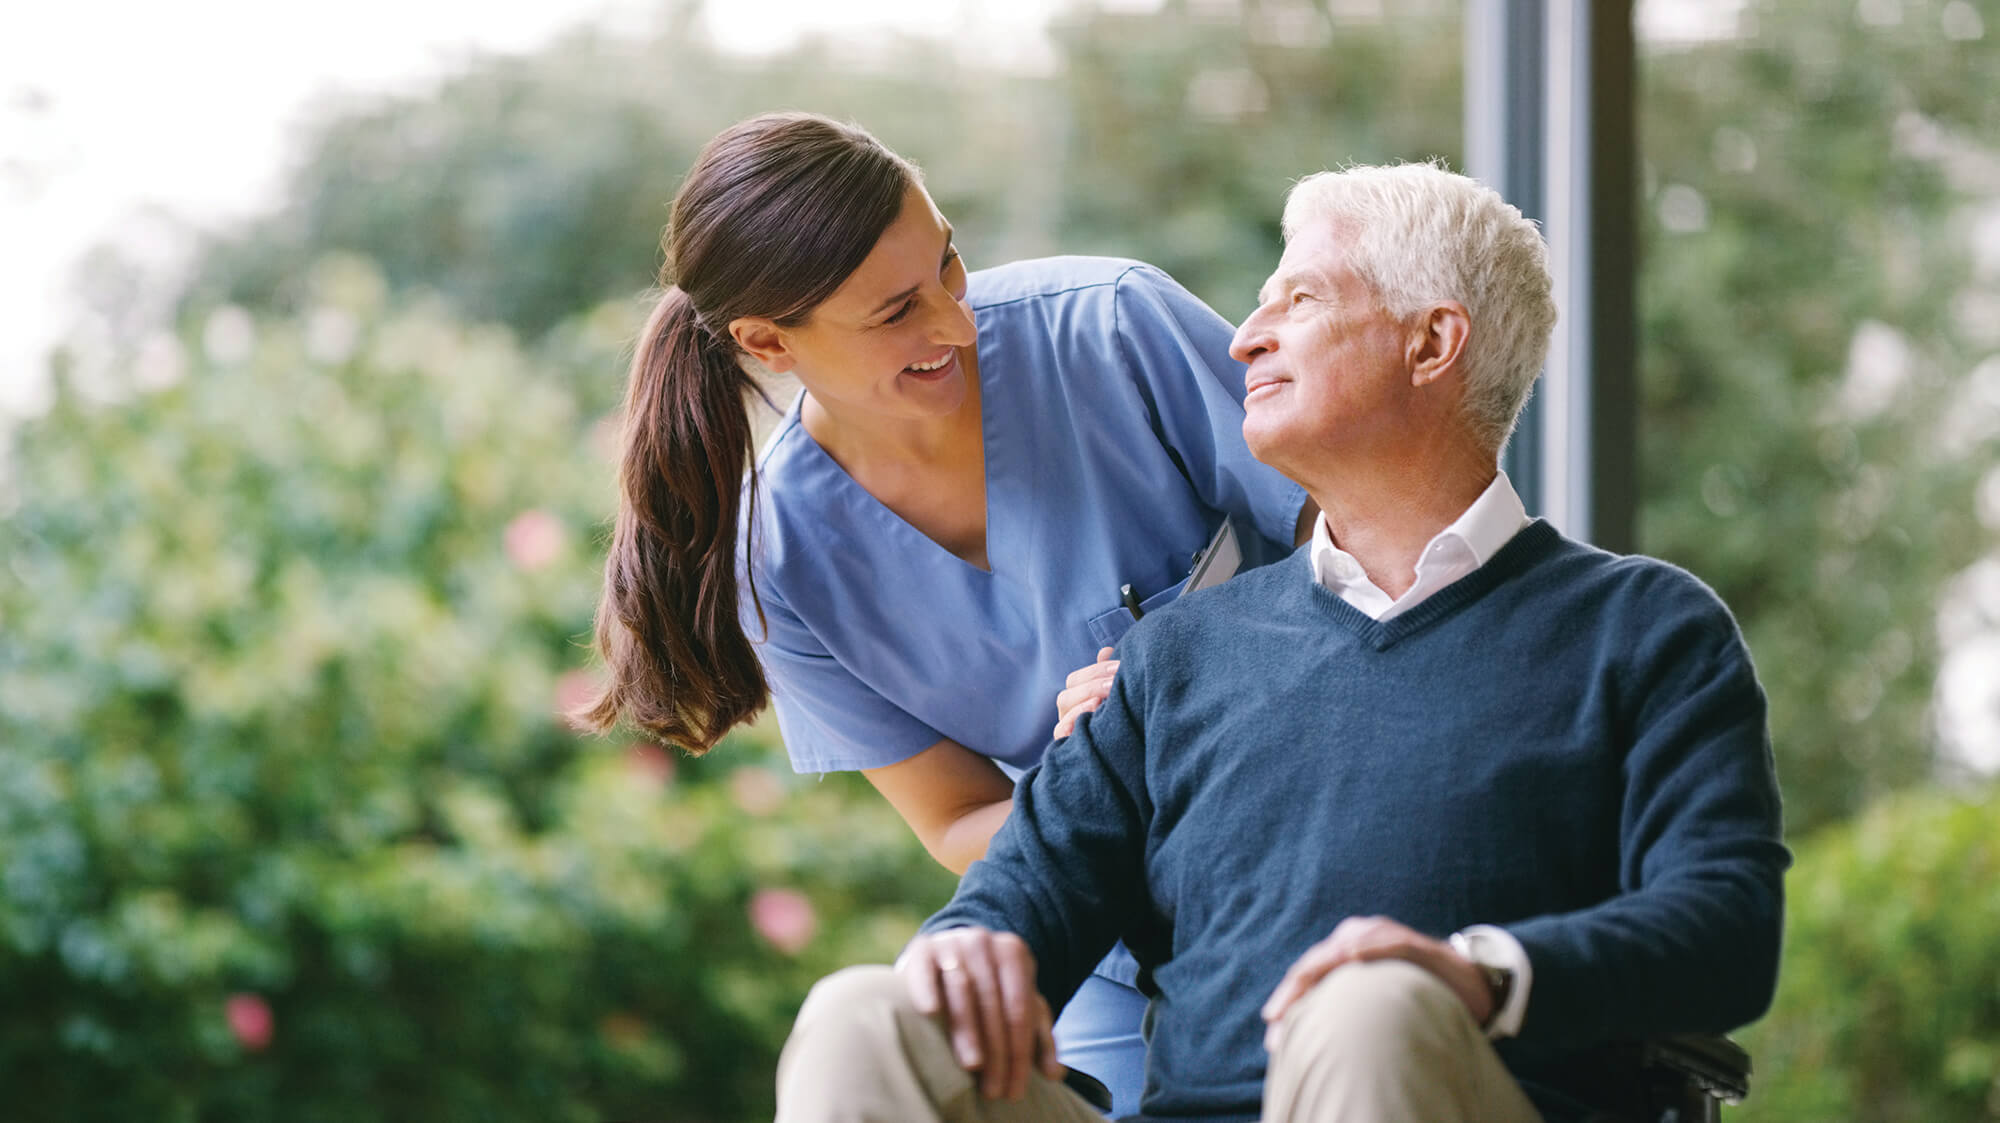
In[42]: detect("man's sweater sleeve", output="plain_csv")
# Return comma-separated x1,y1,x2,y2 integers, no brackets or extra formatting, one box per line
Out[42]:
1506,574,1790,1047
920,661,1154,1013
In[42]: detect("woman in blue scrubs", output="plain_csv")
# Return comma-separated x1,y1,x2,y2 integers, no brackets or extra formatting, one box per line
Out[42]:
577,112,1311,1115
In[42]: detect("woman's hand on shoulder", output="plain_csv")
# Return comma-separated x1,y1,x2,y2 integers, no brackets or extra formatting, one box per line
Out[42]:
1053,647,1118,740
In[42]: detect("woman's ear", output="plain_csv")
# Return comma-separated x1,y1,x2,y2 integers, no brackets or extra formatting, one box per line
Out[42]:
1408,301,1471,388
730,316,795,373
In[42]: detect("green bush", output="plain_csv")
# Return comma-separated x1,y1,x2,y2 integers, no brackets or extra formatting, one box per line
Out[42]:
1738,785,2000,1121
0,258,954,1122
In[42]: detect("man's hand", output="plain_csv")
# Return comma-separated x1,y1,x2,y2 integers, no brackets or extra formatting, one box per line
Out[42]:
1053,647,1119,739
898,928,1064,1100
1259,915,1493,1052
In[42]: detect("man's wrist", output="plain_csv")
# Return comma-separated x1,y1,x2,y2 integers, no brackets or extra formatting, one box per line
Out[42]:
1449,926,1531,1039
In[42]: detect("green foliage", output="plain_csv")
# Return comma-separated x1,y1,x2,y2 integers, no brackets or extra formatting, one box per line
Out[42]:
179,14,1056,346
1049,0,1462,321
1635,0,2000,831
0,258,954,1121
178,0,1462,336
1736,785,2000,1121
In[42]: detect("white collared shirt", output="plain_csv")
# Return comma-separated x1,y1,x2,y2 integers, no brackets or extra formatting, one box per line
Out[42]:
1309,471,1530,622
1307,471,1536,1038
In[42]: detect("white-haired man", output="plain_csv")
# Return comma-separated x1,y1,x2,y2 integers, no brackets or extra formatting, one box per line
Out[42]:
773,163,1788,1123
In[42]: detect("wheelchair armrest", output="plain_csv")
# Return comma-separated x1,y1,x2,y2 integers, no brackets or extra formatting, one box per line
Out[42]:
1062,1066,1115,1113
1638,1033,1750,1105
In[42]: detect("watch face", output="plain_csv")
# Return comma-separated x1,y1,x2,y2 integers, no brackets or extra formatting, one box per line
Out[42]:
1483,964,1515,1016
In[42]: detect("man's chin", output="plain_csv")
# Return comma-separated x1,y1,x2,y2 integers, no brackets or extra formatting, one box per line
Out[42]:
1242,421,1303,475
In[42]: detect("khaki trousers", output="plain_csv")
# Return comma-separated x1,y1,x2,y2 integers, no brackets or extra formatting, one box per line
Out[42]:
775,960,1545,1122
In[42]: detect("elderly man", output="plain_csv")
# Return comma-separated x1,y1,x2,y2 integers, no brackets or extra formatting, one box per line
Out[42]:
773,163,1788,1123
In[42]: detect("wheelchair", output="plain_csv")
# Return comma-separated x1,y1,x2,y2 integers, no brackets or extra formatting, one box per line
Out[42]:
1609,1033,1751,1123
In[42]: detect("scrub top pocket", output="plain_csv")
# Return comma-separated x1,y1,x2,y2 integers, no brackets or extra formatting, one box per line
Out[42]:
1086,581,1183,648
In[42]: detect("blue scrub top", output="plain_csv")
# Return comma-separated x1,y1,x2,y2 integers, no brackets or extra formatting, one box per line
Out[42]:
739,256,1307,776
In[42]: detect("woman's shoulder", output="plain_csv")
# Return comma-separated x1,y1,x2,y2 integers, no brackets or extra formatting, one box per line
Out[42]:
967,255,1169,311
743,395,831,548
750,389,813,477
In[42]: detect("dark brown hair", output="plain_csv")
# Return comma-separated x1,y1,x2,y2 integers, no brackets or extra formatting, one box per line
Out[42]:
575,112,917,752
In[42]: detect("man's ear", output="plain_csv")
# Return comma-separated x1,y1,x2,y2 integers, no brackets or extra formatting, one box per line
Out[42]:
1408,301,1471,388
729,316,795,373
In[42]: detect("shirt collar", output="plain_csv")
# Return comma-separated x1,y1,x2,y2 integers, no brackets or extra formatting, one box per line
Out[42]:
1310,472,1530,594
1445,470,1531,569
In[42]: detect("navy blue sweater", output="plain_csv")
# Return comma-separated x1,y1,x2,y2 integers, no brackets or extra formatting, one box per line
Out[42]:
925,522,1789,1121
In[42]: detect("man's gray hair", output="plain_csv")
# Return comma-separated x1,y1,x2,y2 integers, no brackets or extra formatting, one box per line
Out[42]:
1282,161,1557,454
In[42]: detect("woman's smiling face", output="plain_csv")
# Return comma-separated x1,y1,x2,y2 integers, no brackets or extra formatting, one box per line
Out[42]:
732,183,977,424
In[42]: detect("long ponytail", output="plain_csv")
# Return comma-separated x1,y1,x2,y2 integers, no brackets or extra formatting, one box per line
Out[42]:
576,288,767,752
573,112,916,753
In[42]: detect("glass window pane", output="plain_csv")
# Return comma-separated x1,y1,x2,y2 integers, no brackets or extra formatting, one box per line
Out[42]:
1637,0,2000,832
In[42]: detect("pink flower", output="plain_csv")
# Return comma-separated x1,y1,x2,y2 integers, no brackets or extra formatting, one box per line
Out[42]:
504,509,566,571
225,993,273,1052
730,766,785,816
749,888,817,956
625,743,675,789
554,670,602,716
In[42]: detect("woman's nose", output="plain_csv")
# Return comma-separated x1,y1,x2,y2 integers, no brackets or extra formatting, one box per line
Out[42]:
931,289,977,347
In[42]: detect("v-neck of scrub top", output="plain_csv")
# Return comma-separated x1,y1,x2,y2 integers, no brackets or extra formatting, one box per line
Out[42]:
783,340,1033,592
789,363,1003,578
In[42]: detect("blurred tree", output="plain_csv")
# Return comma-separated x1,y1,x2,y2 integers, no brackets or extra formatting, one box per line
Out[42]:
1734,784,2000,1121
1047,0,1463,321
172,0,1467,334
176,6,1055,346
0,258,954,1121
1637,0,2000,830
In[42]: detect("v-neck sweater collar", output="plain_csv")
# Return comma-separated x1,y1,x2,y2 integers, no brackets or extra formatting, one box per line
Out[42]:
1299,519,1566,651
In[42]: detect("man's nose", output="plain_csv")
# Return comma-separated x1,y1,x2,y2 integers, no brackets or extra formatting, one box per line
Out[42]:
1230,309,1273,364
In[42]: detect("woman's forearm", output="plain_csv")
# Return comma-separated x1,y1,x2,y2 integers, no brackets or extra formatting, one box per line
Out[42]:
862,738,1018,875
928,796,1015,875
